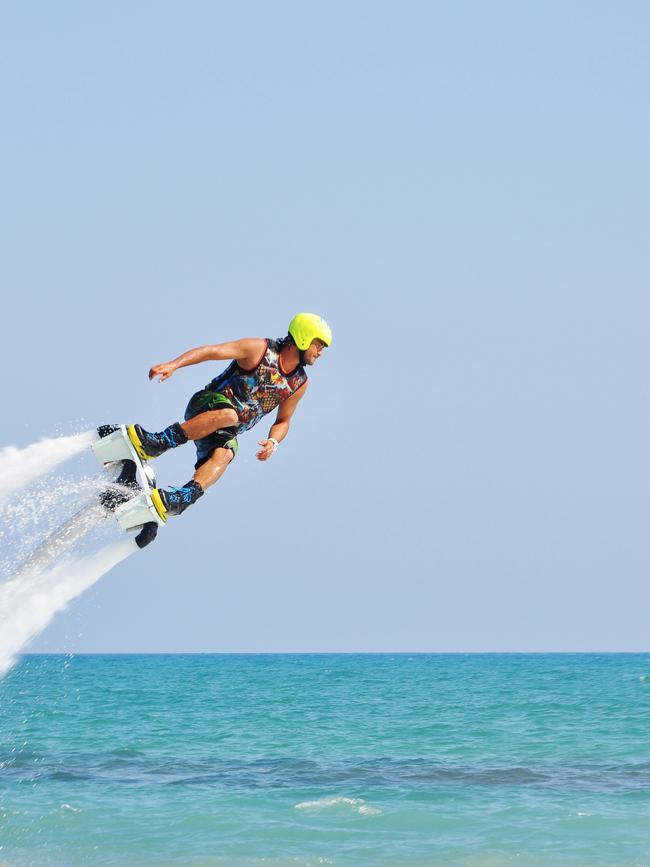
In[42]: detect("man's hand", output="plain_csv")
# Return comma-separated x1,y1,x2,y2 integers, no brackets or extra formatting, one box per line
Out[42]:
256,440,277,461
149,361,177,382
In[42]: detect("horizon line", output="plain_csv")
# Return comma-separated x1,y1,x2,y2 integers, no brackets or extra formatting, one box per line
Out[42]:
21,650,650,656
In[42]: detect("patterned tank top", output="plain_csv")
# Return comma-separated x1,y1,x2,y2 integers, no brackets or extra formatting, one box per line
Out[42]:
207,338,308,433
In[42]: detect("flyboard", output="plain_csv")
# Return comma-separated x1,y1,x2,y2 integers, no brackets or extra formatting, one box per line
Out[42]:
8,425,163,582
92,425,166,548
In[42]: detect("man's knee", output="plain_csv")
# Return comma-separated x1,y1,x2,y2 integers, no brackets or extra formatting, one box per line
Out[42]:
207,446,235,467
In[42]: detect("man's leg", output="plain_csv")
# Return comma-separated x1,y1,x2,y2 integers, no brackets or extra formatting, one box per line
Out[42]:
130,408,238,460
133,389,239,518
193,447,234,490
152,439,237,519
181,409,238,442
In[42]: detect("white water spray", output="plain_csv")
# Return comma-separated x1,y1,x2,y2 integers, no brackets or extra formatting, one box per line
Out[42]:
14,503,107,579
0,538,137,677
0,430,148,676
0,431,97,501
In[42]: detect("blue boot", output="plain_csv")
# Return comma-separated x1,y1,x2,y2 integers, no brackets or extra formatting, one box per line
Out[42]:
155,480,204,517
128,422,188,460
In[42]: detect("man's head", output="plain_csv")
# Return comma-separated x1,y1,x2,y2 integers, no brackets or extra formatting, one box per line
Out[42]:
288,313,332,366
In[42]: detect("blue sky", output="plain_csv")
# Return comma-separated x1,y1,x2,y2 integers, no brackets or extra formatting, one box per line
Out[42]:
1,1,648,651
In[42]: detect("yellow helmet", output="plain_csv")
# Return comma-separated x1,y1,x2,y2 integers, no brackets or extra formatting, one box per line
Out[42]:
288,313,332,350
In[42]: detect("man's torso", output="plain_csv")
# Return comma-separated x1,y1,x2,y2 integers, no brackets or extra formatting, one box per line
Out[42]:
206,337,307,433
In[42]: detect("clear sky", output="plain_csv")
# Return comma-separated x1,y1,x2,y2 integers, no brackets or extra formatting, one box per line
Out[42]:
1,1,648,651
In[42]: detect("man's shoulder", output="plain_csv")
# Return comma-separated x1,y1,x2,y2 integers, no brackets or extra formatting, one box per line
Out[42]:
235,337,268,370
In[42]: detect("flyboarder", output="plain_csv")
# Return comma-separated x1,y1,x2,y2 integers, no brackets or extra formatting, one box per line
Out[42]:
126,313,332,520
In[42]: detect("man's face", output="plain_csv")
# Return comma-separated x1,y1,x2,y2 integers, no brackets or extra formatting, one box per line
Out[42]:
303,339,327,365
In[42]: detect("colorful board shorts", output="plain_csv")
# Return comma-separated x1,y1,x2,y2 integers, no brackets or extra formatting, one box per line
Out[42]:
184,389,239,469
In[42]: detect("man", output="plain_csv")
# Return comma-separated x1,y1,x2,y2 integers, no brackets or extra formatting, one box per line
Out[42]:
127,313,332,520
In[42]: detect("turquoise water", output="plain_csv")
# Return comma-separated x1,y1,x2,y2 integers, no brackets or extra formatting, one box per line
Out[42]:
2,654,650,866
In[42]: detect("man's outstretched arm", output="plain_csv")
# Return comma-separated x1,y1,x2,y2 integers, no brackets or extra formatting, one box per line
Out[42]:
257,381,309,461
149,338,267,382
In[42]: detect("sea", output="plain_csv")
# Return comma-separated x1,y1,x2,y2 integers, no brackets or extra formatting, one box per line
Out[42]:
1,653,650,866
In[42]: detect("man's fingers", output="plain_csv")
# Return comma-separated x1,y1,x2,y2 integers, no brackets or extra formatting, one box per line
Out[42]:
149,363,173,382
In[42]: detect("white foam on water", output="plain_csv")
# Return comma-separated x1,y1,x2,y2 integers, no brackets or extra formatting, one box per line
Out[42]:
0,538,137,677
0,431,97,502
294,796,382,815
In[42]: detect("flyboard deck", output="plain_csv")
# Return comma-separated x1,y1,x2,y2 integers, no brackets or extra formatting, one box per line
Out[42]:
92,425,166,548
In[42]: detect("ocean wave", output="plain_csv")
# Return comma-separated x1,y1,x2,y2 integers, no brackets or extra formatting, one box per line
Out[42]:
294,796,381,815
